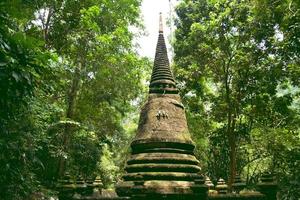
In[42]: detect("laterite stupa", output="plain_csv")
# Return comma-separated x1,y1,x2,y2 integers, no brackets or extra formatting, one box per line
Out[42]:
116,14,207,200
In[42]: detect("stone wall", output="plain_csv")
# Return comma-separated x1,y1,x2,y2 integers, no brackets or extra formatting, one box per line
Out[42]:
71,193,266,200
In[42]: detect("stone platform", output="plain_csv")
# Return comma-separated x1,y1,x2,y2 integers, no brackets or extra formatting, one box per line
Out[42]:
73,193,266,200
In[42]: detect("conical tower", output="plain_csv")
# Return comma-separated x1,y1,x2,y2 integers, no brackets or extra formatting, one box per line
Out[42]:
116,13,207,200
149,13,178,94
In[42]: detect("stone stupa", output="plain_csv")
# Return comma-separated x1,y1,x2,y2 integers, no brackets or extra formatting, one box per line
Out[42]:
116,13,207,200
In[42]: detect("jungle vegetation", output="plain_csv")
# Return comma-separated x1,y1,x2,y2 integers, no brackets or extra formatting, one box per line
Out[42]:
0,0,299,199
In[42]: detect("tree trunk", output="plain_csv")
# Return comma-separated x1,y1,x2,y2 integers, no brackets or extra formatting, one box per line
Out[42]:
57,65,81,178
224,59,236,190
228,117,236,189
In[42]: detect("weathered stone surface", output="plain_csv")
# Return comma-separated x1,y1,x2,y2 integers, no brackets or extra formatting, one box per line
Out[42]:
232,174,246,194
117,180,207,196
149,13,178,95
205,176,215,191
257,173,277,200
125,163,202,173
216,178,228,194
127,153,200,165
116,13,207,199
122,172,202,181
209,193,265,200
131,94,193,149
57,173,76,200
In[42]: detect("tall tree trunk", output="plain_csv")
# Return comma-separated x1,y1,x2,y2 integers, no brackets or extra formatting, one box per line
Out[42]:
57,65,81,178
225,87,237,189
224,58,236,189
228,117,236,189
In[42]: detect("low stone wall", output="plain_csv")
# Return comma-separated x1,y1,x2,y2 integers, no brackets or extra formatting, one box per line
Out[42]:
76,198,129,200
72,193,266,200
209,193,265,200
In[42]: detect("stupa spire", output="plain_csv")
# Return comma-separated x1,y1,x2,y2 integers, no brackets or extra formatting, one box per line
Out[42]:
159,12,163,33
149,13,178,94
116,12,207,200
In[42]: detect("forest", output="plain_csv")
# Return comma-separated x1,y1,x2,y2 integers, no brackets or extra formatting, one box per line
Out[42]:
0,0,299,200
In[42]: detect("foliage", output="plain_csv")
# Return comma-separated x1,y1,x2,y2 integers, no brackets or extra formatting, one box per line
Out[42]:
0,0,148,199
98,144,120,189
1,0,299,199
0,1,56,199
173,0,300,197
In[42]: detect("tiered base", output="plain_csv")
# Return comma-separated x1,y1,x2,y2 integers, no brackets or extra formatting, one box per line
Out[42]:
117,180,207,200
116,141,208,199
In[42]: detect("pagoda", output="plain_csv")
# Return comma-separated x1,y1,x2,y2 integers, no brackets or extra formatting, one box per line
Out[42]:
116,13,207,200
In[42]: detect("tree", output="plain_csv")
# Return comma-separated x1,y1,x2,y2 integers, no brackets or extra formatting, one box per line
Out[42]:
0,1,56,199
0,0,149,199
173,0,300,194
28,0,145,177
